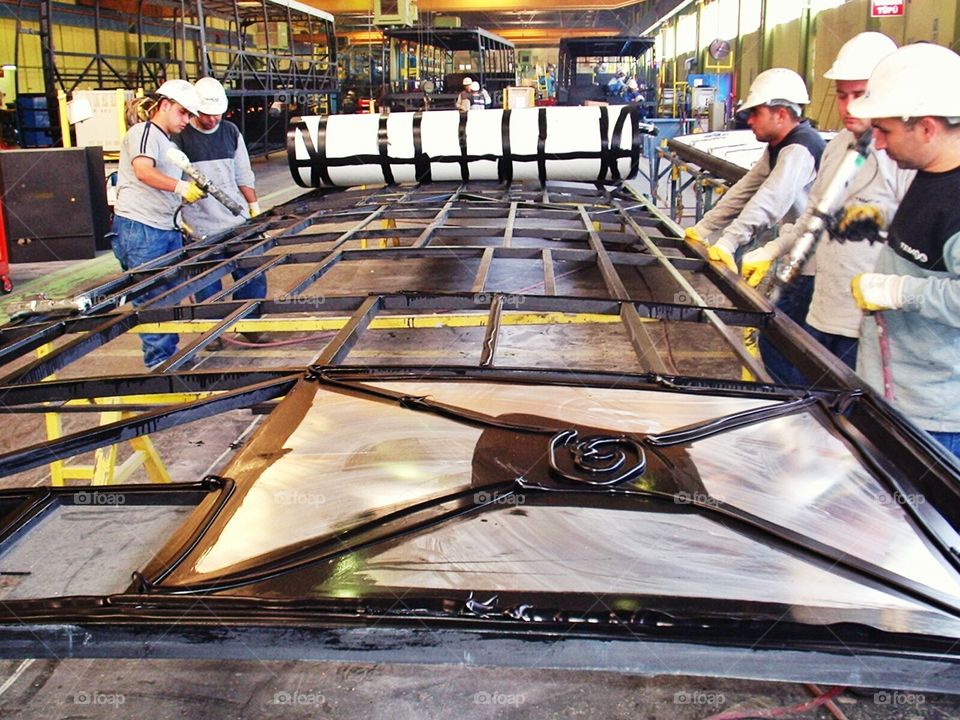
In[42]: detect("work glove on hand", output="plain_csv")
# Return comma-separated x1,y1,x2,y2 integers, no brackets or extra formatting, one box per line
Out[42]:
175,180,206,204
248,201,262,218
836,204,884,242
741,244,779,287
851,273,906,311
706,236,738,273
684,227,706,245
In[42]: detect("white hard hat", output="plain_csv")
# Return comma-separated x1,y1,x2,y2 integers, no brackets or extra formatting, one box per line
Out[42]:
463,77,473,87
739,68,810,112
849,43,960,120
155,79,200,115
824,32,897,80
627,79,638,90
194,76,228,115
470,81,480,91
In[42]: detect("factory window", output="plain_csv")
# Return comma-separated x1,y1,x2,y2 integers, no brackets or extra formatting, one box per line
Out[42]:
676,11,697,54
765,0,804,26
739,0,762,34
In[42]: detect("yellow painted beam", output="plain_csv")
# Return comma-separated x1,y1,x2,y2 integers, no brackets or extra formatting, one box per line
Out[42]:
497,28,624,45
134,312,633,334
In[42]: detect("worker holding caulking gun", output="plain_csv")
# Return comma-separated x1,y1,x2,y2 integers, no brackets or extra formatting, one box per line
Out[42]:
110,79,207,371
7,80,255,364
740,32,915,380
171,76,268,346
843,43,960,460
683,68,825,383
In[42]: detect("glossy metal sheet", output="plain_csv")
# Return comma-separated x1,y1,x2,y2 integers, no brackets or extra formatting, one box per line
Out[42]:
174,379,960,639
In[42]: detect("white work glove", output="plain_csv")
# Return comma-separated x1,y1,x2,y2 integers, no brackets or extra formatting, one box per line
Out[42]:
707,236,738,273
851,273,906,311
175,179,205,204
741,243,780,287
248,201,262,218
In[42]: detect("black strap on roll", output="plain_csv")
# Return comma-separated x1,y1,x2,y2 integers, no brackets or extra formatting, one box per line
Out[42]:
610,106,630,183
378,114,395,185
597,106,610,183
628,105,642,181
457,111,470,182
412,111,431,184
498,109,513,184
314,116,334,187
537,107,548,186
287,118,332,188
286,120,310,188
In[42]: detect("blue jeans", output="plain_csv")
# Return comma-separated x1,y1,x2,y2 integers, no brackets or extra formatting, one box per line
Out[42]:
111,215,182,369
193,267,267,317
759,274,815,386
929,431,960,461
805,326,858,370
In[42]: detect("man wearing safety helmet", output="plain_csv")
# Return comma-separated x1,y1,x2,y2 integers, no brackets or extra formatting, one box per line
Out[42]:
112,79,205,370
846,43,960,458
684,68,825,381
685,68,825,271
172,77,267,344
739,33,914,381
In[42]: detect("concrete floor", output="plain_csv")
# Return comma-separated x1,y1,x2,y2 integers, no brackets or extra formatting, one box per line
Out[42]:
1,154,958,719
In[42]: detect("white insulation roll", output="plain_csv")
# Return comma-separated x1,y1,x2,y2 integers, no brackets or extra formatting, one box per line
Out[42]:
287,106,654,188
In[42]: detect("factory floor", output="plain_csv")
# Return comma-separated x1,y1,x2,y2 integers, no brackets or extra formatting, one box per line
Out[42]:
0,155,957,720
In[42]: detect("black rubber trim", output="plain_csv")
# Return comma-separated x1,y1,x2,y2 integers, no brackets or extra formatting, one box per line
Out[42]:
412,111,431,183
537,108,548,186
498,110,513,184
628,105,643,180
457,111,470,182
378,114,395,185
610,107,629,183
597,106,610,183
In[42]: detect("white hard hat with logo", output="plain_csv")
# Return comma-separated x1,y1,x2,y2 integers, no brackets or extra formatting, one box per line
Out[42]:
195,76,229,115
849,43,960,119
824,32,897,80
155,79,201,116
739,68,810,112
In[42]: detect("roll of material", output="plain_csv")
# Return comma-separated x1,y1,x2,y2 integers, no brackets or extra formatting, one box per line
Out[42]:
287,106,654,188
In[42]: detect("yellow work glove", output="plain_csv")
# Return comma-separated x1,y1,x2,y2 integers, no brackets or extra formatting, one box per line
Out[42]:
684,227,706,245
851,273,906,311
248,201,262,218
837,204,884,238
740,244,778,287
175,179,206,204
707,244,738,273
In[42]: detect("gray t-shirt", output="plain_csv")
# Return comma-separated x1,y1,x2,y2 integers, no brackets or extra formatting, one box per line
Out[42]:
114,121,181,230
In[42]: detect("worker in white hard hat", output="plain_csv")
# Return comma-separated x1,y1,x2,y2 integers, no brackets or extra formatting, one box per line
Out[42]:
686,68,825,270
738,32,912,383
456,77,474,111
468,80,491,110
112,78,206,370
172,76,267,344
683,67,825,381
845,42,960,457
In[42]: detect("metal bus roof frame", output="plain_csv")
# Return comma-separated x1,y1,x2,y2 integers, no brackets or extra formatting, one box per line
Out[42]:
0,179,959,690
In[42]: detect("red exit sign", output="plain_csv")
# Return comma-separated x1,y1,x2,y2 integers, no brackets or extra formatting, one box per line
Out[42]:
871,0,904,16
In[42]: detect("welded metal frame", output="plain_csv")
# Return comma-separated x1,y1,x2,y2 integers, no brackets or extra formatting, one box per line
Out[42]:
5,0,337,154
1,179,959,687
